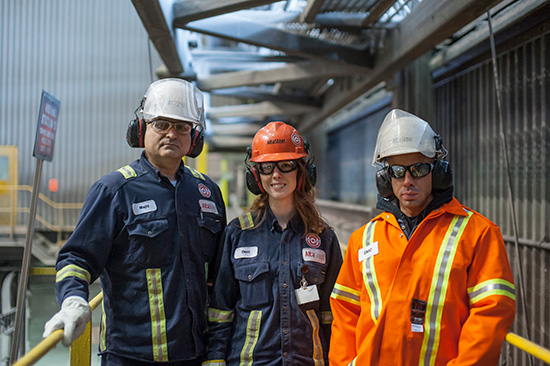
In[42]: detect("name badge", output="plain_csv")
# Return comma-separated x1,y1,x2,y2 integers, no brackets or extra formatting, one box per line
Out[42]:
358,241,379,262
234,246,258,259
295,285,320,305
302,248,326,264
199,199,219,214
132,200,157,215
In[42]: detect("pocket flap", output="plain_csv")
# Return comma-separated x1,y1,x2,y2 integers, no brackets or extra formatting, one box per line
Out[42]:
127,218,169,239
234,262,270,282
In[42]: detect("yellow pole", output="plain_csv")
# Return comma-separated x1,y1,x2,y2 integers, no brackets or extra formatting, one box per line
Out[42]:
12,292,104,366
220,158,228,206
12,329,64,366
506,332,550,364
196,142,209,174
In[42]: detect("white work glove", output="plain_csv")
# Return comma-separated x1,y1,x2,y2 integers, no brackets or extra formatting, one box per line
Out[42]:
43,296,92,346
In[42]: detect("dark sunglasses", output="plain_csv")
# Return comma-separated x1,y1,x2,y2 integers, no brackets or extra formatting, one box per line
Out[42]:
256,160,298,175
388,162,434,179
147,119,193,135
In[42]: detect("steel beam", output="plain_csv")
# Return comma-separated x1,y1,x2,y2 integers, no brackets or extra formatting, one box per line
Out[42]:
207,101,320,119
198,60,365,91
180,11,375,67
299,0,504,132
211,87,321,106
300,0,327,23
173,0,281,25
131,0,183,75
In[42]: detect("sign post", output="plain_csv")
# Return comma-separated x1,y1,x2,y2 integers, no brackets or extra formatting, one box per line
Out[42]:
10,91,60,363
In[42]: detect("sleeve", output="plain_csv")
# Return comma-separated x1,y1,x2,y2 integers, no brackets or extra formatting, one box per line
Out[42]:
319,229,343,342
328,226,366,366
54,181,121,304
205,226,240,362
447,222,516,366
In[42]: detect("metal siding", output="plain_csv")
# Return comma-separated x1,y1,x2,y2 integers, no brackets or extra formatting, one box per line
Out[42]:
434,26,550,365
0,1,162,229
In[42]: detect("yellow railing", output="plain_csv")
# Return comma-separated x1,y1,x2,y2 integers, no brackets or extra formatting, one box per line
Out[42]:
13,291,103,366
0,184,83,241
506,332,550,364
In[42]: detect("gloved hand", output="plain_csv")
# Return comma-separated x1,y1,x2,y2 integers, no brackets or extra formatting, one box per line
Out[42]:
43,296,92,346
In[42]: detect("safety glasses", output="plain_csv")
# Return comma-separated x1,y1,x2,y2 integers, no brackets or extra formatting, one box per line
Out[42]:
256,160,298,175
147,119,193,135
389,162,434,179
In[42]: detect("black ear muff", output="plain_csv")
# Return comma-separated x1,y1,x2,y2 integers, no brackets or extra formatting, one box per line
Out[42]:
376,167,394,199
186,128,204,158
297,160,317,191
126,118,146,148
432,160,453,192
246,165,265,195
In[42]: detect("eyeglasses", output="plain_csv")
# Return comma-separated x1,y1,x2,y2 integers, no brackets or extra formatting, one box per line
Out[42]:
256,160,298,175
147,119,193,135
388,163,434,179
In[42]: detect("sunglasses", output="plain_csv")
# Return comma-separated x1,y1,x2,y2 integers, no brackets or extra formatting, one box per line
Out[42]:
256,160,298,175
147,119,193,135
388,162,434,179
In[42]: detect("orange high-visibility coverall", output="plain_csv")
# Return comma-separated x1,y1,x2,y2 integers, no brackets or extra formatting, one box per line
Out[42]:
329,198,516,366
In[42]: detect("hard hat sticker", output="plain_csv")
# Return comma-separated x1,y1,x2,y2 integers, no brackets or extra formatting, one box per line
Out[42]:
291,132,301,146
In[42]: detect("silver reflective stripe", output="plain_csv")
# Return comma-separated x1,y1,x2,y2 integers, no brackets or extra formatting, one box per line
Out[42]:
361,221,382,323
56,264,91,283
420,211,472,366
239,310,262,366
306,310,325,366
146,268,168,362
468,279,515,304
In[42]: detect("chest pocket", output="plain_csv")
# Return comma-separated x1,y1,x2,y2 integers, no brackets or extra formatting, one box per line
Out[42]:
127,218,171,266
297,263,327,288
234,262,271,309
196,214,224,261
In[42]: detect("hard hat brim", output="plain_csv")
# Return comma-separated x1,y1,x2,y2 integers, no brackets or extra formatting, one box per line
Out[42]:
250,152,307,163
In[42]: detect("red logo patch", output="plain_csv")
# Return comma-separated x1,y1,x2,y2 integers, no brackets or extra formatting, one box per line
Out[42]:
198,183,211,198
291,132,301,146
305,233,321,248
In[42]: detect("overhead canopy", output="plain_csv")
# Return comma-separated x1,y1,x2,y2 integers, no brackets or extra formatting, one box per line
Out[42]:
131,0,544,151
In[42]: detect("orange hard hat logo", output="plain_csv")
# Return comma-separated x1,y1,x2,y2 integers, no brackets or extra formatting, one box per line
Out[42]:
250,121,307,162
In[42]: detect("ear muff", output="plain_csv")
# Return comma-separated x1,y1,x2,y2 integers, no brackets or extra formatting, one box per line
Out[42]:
432,160,453,192
375,167,394,199
126,117,147,148
245,165,265,195
297,160,317,191
186,128,204,158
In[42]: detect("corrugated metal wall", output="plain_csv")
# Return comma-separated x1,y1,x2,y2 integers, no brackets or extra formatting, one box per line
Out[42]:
433,22,550,365
0,1,162,229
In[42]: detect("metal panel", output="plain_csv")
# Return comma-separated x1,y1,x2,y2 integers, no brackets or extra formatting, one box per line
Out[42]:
0,0,162,231
433,24,550,365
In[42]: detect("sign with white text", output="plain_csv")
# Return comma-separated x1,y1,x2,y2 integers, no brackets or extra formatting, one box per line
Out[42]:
33,90,60,161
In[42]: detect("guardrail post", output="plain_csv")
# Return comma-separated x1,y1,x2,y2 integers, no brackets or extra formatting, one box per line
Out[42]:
69,320,92,366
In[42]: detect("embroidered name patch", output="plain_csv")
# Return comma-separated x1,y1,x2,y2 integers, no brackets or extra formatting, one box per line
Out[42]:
199,199,218,214
302,248,326,264
358,241,379,262
132,200,157,215
234,246,258,259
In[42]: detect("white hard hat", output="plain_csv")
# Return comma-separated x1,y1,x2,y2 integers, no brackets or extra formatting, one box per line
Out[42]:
142,78,205,129
372,109,444,165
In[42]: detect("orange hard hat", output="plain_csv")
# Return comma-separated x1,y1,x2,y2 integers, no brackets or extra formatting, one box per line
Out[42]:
249,121,307,162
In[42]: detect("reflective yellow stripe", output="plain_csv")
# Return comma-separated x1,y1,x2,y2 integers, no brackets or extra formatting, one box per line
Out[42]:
239,310,262,366
117,165,136,179
185,165,205,180
468,279,515,304
361,222,382,323
320,311,333,324
100,298,106,352
306,310,325,366
238,213,255,229
146,268,168,362
348,358,357,366
56,264,91,283
203,361,226,366
208,307,234,323
331,283,360,306
420,211,473,366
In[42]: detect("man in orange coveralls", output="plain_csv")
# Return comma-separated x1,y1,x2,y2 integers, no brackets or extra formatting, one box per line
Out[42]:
329,109,516,366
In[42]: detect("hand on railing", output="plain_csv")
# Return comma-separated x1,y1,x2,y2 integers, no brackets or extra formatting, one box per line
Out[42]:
42,296,92,346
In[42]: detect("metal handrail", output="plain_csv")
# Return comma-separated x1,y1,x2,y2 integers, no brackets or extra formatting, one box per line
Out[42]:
12,292,103,366
506,333,550,364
